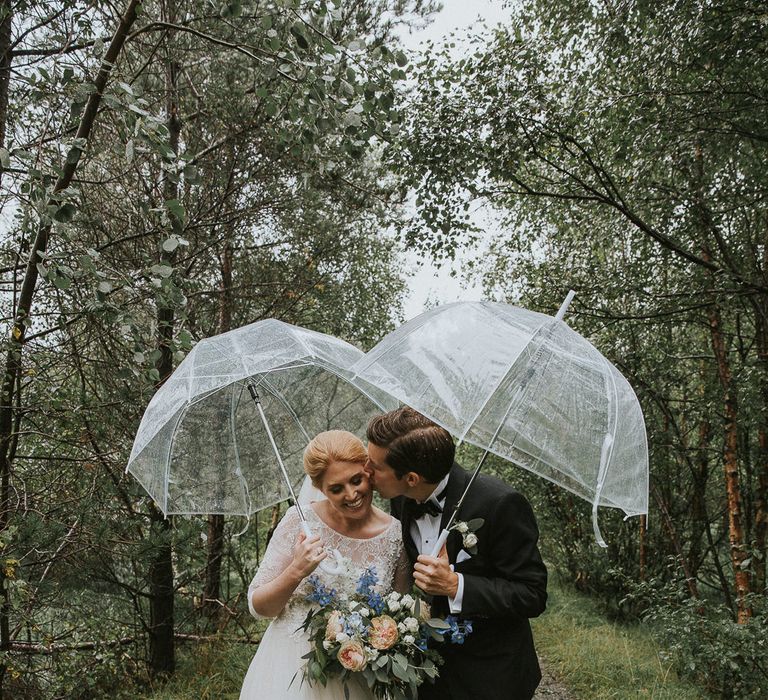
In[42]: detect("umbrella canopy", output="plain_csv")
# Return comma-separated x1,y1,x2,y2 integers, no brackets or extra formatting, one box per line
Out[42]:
350,300,648,542
127,319,396,517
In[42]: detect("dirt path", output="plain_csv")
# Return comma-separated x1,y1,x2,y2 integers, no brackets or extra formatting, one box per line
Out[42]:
534,657,575,699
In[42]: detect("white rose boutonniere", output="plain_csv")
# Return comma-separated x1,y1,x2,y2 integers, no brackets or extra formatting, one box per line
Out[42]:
448,518,484,554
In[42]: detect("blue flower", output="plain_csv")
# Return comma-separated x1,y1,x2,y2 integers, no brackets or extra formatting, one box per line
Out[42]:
416,637,428,651
436,615,473,645
345,612,365,634
305,575,337,607
366,591,385,615
355,566,378,595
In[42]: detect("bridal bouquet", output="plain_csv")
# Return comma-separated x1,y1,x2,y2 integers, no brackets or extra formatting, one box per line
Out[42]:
299,567,472,700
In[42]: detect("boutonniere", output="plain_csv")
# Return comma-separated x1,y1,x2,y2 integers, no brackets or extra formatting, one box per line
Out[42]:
448,518,484,554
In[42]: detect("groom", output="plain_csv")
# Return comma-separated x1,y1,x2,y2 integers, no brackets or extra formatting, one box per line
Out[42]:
366,406,548,700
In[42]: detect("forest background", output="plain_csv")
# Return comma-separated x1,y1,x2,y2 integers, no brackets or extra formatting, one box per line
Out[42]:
0,0,766,698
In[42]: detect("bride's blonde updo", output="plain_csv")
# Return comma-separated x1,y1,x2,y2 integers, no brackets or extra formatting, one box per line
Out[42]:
303,430,368,488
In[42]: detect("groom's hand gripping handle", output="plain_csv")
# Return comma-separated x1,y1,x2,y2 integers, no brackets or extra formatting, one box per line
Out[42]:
429,528,450,557
414,544,459,598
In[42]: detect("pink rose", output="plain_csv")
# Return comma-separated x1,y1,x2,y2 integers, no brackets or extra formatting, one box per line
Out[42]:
325,610,343,641
368,615,399,650
337,640,367,671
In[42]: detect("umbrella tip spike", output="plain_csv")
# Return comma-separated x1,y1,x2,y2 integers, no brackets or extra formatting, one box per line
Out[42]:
555,290,576,322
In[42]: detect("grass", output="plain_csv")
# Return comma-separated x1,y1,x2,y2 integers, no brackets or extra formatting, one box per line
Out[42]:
138,619,269,700
140,581,705,700
532,577,705,699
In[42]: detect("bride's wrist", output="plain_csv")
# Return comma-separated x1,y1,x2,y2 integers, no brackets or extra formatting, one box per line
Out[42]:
286,561,309,584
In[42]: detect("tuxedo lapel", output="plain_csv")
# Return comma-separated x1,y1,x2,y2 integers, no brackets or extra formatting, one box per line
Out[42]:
395,497,420,564
439,463,470,561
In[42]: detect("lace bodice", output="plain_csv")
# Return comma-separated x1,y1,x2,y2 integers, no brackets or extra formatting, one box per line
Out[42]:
247,506,409,626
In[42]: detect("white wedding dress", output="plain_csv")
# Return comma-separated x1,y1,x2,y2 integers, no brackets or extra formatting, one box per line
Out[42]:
240,503,408,699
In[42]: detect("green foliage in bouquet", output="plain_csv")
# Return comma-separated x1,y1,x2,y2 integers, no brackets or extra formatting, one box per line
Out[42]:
298,567,472,700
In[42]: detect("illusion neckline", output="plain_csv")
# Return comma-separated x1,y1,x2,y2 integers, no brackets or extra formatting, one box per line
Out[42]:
306,503,396,542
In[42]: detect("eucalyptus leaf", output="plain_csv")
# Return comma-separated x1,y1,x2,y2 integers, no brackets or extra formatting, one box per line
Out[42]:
53,203,77,223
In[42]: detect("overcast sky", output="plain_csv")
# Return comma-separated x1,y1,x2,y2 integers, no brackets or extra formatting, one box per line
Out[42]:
396,1,512,320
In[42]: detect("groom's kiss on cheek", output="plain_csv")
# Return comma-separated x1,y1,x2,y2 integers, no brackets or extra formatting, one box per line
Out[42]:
365,443,407,499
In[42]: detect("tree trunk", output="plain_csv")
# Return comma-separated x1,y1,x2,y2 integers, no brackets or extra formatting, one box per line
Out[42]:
0,0,141,688
0,0,12,154
708,302,752,621
754,304,768,595
203,239,233,619
688,411,711,580
148,504,174,676
266,504,281,546
149,1,181,675
652,484,700,599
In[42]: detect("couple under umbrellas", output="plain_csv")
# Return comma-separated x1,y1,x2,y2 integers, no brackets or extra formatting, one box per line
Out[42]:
126,296,648,699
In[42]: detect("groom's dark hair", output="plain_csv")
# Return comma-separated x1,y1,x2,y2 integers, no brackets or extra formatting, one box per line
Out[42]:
366,407,455,484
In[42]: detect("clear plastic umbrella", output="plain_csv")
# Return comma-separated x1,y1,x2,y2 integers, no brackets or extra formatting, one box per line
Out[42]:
351,294,648,547
126,319,397,569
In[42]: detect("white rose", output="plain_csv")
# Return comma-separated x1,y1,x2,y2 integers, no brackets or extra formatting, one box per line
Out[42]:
404,617,419,634
336,632,350,643
365,646,380,661
387,591,401,601
387,599,401,612
463,533,478,548
456,522,469,534
404,635,415,644
398,622,407,633
400,594,415,611
358,606,370,617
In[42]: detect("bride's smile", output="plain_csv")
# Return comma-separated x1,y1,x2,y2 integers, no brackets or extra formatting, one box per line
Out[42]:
321,461,373,520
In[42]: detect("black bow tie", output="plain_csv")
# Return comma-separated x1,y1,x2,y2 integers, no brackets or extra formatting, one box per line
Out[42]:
410,485,447,520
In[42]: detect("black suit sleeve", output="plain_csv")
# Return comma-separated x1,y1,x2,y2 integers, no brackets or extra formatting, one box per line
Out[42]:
459,491,547,621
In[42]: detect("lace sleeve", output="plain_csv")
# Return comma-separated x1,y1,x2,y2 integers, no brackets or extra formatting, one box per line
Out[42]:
247,506,301,618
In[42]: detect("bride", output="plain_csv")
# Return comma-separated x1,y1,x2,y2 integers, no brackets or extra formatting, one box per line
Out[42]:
240,430,410,699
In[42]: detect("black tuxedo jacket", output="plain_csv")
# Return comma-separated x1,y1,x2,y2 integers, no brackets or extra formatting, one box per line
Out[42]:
391,463,548,700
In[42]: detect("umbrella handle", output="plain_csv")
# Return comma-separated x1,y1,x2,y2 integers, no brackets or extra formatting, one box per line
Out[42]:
300,520,347,576
429,528,451,558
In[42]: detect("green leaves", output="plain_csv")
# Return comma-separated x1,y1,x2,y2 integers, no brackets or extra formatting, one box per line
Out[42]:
219,0,242,18
164,199,185,233
53,202,77,223
150,264,174,279
291,21,309,50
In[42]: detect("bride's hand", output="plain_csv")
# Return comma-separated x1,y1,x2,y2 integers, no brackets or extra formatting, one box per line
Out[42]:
290,532,327,578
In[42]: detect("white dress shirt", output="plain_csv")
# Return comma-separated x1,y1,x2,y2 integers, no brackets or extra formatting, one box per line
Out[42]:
410,473,464,613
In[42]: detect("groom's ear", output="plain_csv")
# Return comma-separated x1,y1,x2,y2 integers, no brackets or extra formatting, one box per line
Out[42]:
404,471,422,488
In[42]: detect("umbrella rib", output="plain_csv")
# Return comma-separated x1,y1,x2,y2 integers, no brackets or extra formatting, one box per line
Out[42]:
162,402,190,515
351,307,451,377
591,357,620,547
457,318,554,446
230,382,252,515
257,375,313,445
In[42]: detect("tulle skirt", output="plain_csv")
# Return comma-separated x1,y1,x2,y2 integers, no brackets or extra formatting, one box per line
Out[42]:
240,617,372,699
